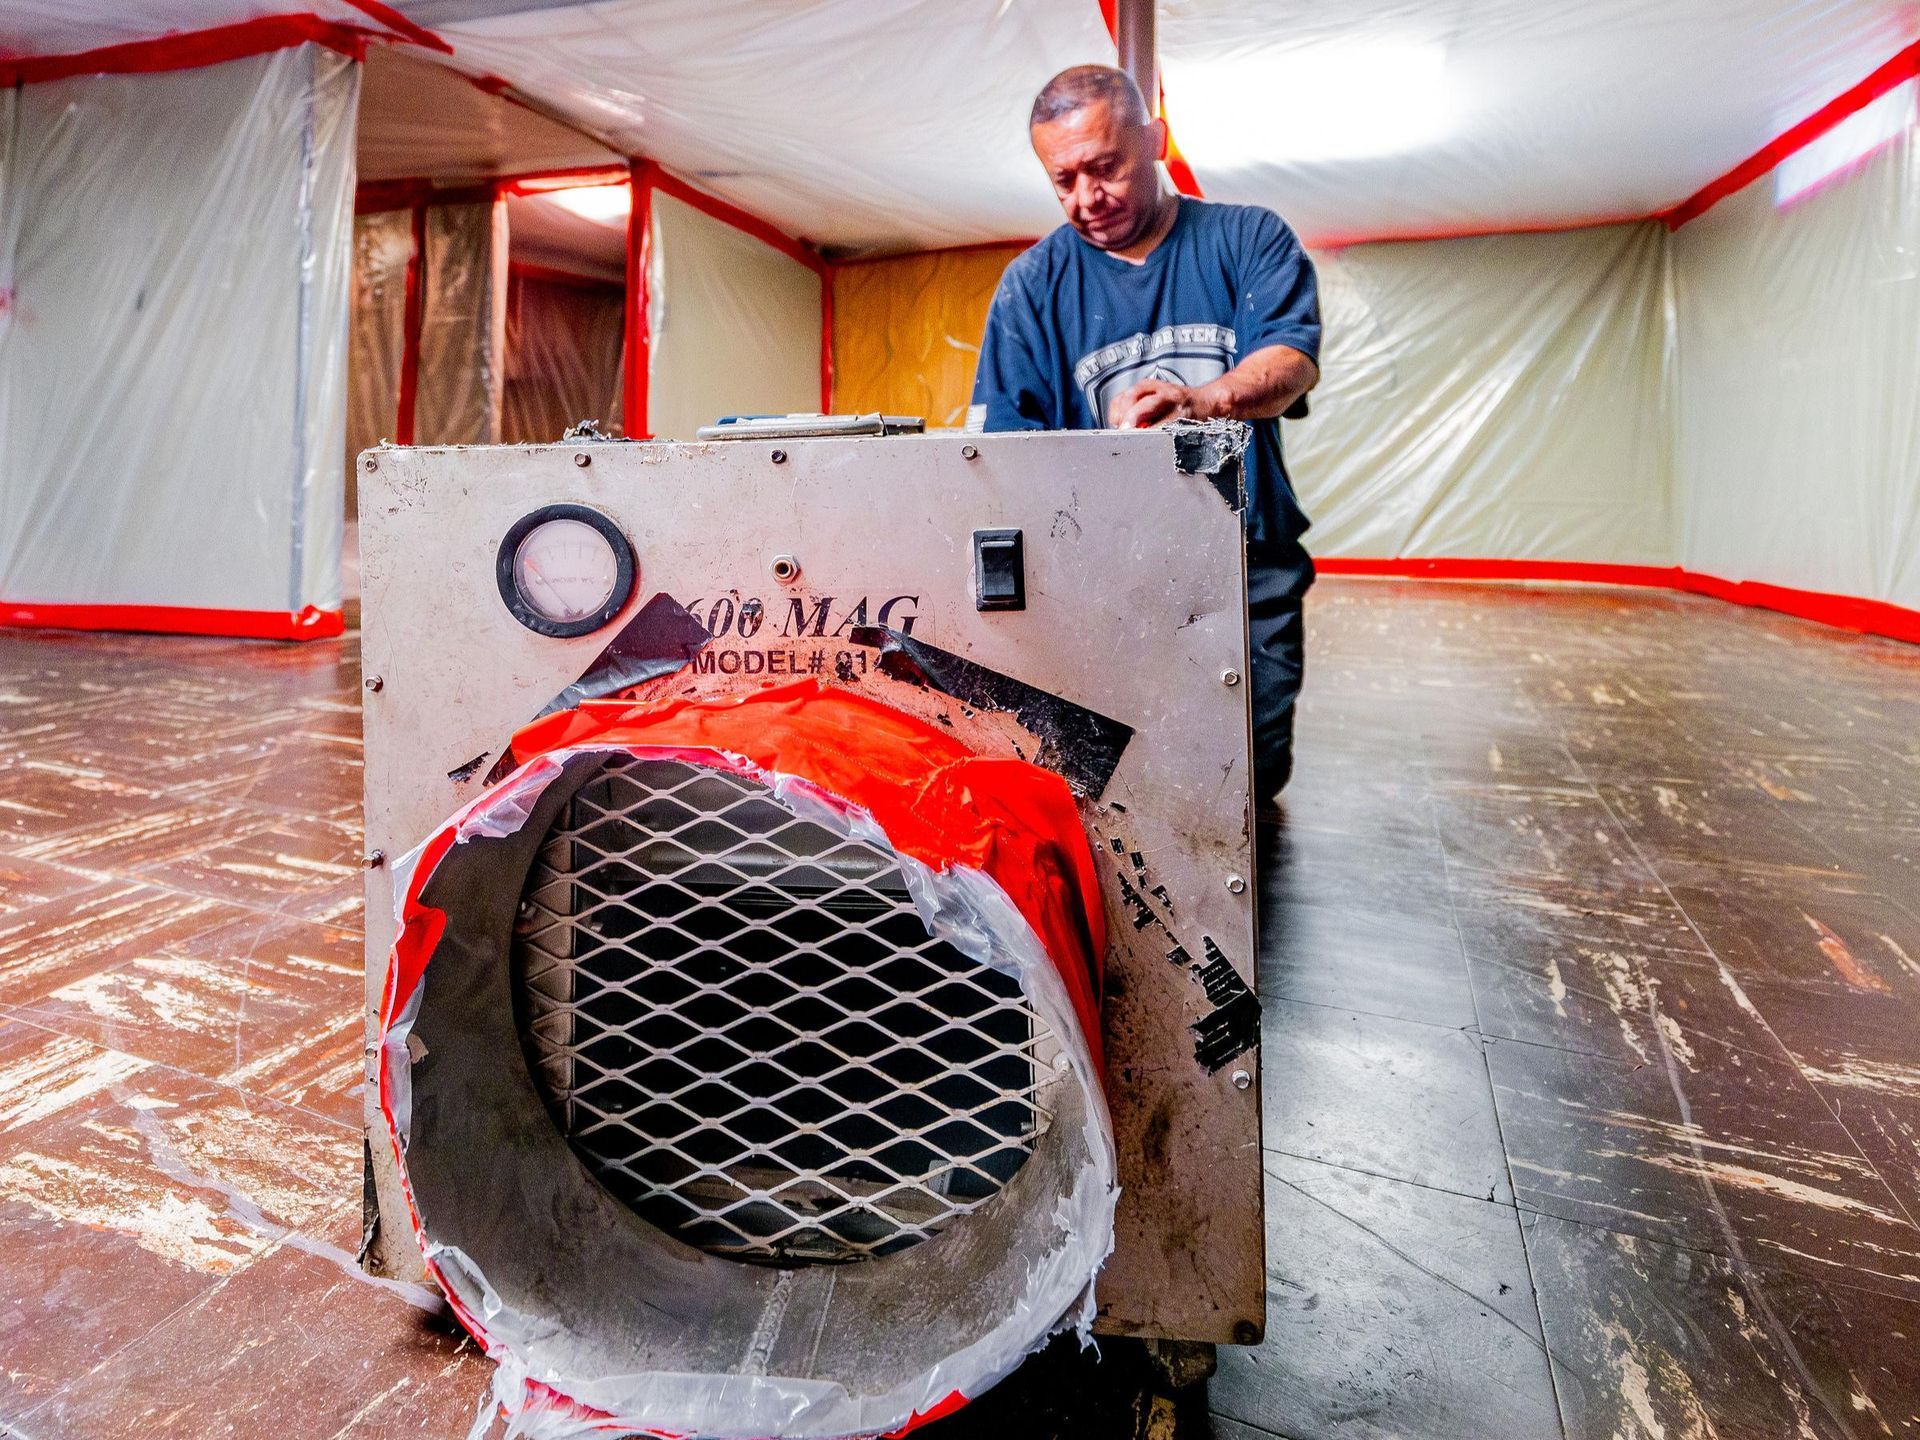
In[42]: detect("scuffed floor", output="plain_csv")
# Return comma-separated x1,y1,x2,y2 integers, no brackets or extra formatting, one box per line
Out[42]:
0,578,1917,1439
1224,579,1920,1440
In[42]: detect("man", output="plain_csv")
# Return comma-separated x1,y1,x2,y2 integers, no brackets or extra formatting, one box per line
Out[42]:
972,64,1321,803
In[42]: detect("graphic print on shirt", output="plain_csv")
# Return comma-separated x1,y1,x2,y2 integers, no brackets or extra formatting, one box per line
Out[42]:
1074,323,1236,425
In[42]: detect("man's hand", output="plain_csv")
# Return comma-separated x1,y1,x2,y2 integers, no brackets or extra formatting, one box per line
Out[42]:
1108,378,1206,428
1107,343,1320,429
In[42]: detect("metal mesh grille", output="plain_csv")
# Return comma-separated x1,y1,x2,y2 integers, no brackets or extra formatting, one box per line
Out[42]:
511,757,1051,1265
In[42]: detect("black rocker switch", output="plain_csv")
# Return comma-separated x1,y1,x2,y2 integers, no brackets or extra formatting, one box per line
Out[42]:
973,528,1025,611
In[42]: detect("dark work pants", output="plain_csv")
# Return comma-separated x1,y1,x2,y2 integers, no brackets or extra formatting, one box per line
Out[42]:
1248,541,1314,801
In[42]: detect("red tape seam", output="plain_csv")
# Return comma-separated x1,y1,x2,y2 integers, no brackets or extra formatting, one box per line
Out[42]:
0,601,344,641
1315,558,1920,648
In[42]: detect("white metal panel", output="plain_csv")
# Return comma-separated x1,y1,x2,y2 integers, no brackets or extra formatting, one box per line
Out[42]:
358,428,1263,1340
1674,123,1920,610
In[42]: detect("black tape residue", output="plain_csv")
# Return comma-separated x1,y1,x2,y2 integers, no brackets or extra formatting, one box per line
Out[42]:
1189,936,1260,1073
849,626,1133,799
447,753,489,784
540,592,714,717
485,593,714,786
1169,419,1249,514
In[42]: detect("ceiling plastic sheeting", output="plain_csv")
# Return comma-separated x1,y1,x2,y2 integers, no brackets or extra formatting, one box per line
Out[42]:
1161,0,1920,246
356,46,617,185
506,191,626,282
0,1,390,55
382,0,1112,256
11,1,1920,253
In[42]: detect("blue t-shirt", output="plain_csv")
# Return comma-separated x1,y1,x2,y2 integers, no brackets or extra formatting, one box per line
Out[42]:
972,197,1320,549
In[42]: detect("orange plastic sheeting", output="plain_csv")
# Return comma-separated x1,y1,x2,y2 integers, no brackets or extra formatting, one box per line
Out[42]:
831,246,1026,428
511,680,1106,1047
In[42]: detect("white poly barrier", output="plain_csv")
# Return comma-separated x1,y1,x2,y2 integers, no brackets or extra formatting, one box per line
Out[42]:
1674,120,1920,613
0,45,357,628
645,189,822,441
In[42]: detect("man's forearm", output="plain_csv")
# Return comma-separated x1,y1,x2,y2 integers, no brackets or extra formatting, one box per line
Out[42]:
1192,344,1319,422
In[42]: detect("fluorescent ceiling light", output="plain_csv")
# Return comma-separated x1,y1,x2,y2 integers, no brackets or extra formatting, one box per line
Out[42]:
1774,79,1916,207
1165,40,1454,170
546,183,633,224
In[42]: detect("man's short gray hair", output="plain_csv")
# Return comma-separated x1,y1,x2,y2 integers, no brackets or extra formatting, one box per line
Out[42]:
1029,64,1151,128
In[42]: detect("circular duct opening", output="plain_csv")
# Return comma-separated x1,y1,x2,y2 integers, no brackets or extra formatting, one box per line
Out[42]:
510,757,1050,1265
383,720,1115,1438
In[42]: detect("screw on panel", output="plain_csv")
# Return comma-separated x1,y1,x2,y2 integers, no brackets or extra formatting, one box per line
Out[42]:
1226,874,1246,894
1230,1068,1251,1090
364,674,383,692
362,850,386,870
961,444,979,460
770,554,801,584
574,452,591,467
363,457,378,473
1222,669,1241,686
770,449,788,464
1232,1320,1262,1347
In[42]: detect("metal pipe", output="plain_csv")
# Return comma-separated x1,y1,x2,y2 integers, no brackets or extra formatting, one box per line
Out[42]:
1115,0,1157,116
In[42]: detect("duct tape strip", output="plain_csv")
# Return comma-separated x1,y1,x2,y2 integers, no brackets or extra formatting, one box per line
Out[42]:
846,630,1134,802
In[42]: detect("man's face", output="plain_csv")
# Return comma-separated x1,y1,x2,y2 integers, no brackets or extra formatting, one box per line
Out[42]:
1031,99,1167,251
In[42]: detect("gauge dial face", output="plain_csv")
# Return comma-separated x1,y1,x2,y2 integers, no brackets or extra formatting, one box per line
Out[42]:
513,519,619,624
496,505,636,638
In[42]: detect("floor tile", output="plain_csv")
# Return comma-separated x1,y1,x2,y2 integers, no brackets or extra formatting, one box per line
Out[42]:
0,883,250,1007
1259,901,1474,1030
1524,1209,1920,1440
1432,783,1662,894
1263,825,1456,930
1661,868,1920,999
1487,1031,1920,1299
19,1235,489,1440
1209,1153,1558,1440
0,1024,358,1422
1263,1000,1510,1204
1596,777,1849,875
10,912,367,1124
131,808,361,911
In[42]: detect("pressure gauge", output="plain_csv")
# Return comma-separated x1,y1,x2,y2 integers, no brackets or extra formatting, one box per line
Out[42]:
495,504,636,638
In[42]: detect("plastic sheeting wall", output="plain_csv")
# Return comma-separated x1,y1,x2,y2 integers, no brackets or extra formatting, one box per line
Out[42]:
1674,128,1920,612
502,270,625,444
1288,223,1675,565
832,246,1028,429
646,190,821,441
345,199,508,475
346,210,413,515
0,46,358,623
417,200,509,446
